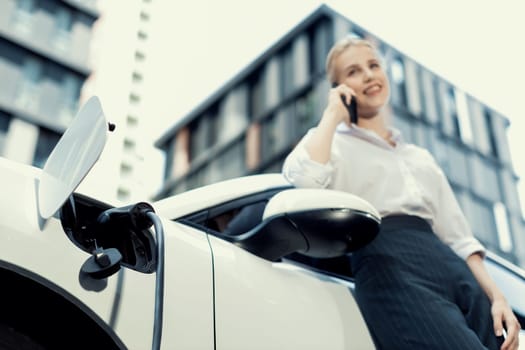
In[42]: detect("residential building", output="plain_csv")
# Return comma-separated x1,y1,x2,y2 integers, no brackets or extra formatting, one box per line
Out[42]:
155,5,525,266
79,0,162,205
0,0,99,167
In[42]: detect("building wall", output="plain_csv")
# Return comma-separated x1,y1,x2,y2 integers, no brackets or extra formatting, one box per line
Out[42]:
72,0,167,205
155,8,525,267
0,0,97,167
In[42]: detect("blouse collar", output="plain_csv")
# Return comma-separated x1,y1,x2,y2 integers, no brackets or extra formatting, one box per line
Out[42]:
336,122,404,149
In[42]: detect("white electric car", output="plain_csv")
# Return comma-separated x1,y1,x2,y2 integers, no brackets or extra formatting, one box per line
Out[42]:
0,97,524,349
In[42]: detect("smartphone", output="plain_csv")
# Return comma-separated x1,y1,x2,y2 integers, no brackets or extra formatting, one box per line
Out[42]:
341,95,357,124
332,83,357,124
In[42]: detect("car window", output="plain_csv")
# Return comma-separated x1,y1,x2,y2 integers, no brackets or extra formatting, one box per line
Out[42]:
206,200,268,235
176,188,285,234
176,186,355,279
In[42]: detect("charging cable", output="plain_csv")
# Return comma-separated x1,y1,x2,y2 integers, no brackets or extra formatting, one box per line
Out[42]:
147,211,165,350
96,203,165,350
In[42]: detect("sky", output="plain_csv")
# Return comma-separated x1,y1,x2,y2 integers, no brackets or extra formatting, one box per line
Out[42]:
139,0,525,204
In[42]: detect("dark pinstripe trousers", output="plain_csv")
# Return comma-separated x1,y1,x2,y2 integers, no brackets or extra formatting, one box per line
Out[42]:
351,215,503,350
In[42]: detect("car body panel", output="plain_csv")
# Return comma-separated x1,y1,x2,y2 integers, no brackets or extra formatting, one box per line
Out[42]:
154,173,291,220
111,219,214,349
1,92,525,349
0,158,215,349
208,235,375,350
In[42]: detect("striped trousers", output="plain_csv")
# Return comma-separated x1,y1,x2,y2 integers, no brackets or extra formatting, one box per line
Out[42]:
351,215,503,350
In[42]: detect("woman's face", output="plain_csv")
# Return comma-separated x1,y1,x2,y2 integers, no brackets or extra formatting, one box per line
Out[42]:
335,45,390,117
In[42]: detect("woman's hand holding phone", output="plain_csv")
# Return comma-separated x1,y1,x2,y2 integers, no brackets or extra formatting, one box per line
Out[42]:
329,83,357,126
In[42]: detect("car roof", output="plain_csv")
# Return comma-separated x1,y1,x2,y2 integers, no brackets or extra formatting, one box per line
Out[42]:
152,173,291,219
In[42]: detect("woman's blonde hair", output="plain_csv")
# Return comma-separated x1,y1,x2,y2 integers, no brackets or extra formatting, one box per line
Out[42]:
325,36,383,85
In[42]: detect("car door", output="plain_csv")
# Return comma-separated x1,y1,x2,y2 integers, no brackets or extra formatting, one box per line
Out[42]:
175,189,375,350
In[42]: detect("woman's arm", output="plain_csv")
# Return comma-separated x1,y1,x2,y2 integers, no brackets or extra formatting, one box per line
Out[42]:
282,84,353,188
304,84,354,164
467,252,521,350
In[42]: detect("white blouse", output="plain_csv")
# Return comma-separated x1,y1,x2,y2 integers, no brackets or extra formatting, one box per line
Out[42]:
282,123,485,260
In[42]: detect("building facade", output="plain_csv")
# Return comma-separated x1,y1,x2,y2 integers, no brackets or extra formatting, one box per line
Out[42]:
155,5,525,267
0,0,99,167
80,0,161,205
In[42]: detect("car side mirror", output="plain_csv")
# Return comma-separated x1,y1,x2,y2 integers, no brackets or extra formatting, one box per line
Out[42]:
227,188,381,261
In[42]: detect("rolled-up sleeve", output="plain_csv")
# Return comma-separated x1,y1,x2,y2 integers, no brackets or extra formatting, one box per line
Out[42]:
282,130,334,189
432,166,486,260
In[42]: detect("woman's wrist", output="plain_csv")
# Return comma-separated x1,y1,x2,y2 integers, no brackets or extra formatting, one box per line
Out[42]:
490,291,507,304
321,106,345,128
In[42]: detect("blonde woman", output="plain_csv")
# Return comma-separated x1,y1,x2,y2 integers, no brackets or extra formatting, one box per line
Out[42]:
282,36,520,350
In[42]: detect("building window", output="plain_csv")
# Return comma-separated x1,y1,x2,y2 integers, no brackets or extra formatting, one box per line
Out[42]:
132,71,143,84
129,93,141,105
348,26,365,39
260,111,291,162
140,11,150,22
137,30,148,41
393,112,414,144
205,107,219,148
420,70,439,124
123,138,136,153
32,128,61,168
294,90,316,139
261,114,277,162
59,74,81,122
135,51,146,62
484,109,499,159
469,155,501,202
248,69,265,119
117,187,130,201
444,87,461,138
444,142,470,188
0,112,12,155
245,123,261,170
454,89,473,144
278,44,294,99
189,118,205,161
214,140,245,179
493,202,513,252
16,58,42,111
468,198,498,248
11,0,36,35
127,114,138,128
53,7,73,52
308,18,332,76
120,162,133,178
390,57,407,107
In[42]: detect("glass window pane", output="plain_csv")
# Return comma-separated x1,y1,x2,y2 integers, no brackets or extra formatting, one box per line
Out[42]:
390,58,407,107
0,112,12,155
249,69,265,119
11,0,36,35
279,45,294,99
469,155,501,202
392,113,413,143
214,140,245,180
445,143,469,187
469,198,498,248
16,57,41,111
494,202,513,253
54,7,73,52
309,19,332,75
442,86,461,138
293,90,316,139
484,109,499,158
32,128,61,168
189,118,207,161
454,89,473,144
